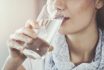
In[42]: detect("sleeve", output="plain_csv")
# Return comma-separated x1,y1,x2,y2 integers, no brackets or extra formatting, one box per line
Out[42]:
22,58,45,70
22,58,33,70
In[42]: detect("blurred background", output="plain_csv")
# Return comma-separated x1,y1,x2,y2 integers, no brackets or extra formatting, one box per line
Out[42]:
0,0,46,69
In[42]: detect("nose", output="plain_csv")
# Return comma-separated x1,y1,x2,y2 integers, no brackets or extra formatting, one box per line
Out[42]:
54,0,65,12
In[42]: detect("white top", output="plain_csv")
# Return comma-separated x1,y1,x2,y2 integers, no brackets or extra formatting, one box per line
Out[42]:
23,58,44,70
23,29,104,70
23,5,104,70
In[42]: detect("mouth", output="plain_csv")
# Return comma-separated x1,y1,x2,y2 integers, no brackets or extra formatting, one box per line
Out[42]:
53,14,70,24
54,15,70,20
64,17,70,20
54,15,64,19
53,13,70,19
62,17,70,23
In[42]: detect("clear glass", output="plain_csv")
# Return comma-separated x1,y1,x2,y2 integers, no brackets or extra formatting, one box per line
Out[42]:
22,5,64,59
22,18,64,59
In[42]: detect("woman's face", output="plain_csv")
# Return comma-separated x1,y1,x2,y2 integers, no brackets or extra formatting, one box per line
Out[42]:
47,0,103,34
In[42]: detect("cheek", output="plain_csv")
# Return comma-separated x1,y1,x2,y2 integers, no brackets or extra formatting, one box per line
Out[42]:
68,0,95,26
73,1,93,14
60,0,96,34
72,0,95,25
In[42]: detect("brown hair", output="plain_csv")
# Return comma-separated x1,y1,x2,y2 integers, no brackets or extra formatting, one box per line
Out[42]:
96,1,104,30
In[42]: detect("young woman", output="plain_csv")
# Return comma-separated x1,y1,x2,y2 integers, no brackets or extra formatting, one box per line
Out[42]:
2,0,104,70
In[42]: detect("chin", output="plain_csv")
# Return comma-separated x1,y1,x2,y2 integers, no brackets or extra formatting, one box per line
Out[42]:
60,23,90,35
59,29,71,35
59,27,84,35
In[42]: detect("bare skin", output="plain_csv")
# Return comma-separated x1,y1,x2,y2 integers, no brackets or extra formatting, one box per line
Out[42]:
2,0,104,70
47,0,103,65
66,19,98,65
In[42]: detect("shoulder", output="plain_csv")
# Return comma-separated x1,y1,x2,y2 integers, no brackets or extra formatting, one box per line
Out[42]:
101,29,104,37
100,29,104,42
99,29,104,68
100,29,104,46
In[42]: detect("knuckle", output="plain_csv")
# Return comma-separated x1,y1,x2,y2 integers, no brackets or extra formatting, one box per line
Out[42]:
26,38,33,43
10,33,18,40
25,19,37,29
23,29,37,38
10,34,16,40
15,28,24,34
7,39,23,50
33,29,38,34
7,39,14,47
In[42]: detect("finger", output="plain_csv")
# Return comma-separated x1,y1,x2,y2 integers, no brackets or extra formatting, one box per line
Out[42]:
7,39,24,50
38,19,49,27
38,19,44,26
45,19,51,28
22,28,37,39
15,28,37,40
10,33,33,43
42,19,49,27
25,20,39,29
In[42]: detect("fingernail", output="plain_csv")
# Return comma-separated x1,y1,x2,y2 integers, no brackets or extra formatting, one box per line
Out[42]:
48,46,54,52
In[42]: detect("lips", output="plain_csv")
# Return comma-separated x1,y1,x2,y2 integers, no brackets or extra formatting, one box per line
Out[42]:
54,15,64,19
62,17,70,23
64,17,70,20
65,17,70,21
54,15,70,20
53,14,70,23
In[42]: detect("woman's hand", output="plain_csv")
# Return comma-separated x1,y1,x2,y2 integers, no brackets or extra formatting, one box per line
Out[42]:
7,20,39,59
2,20,39,70
3,19,53,70
7,19,51,59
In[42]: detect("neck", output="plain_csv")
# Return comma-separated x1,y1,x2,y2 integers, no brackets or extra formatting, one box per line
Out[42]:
66,20,99,61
